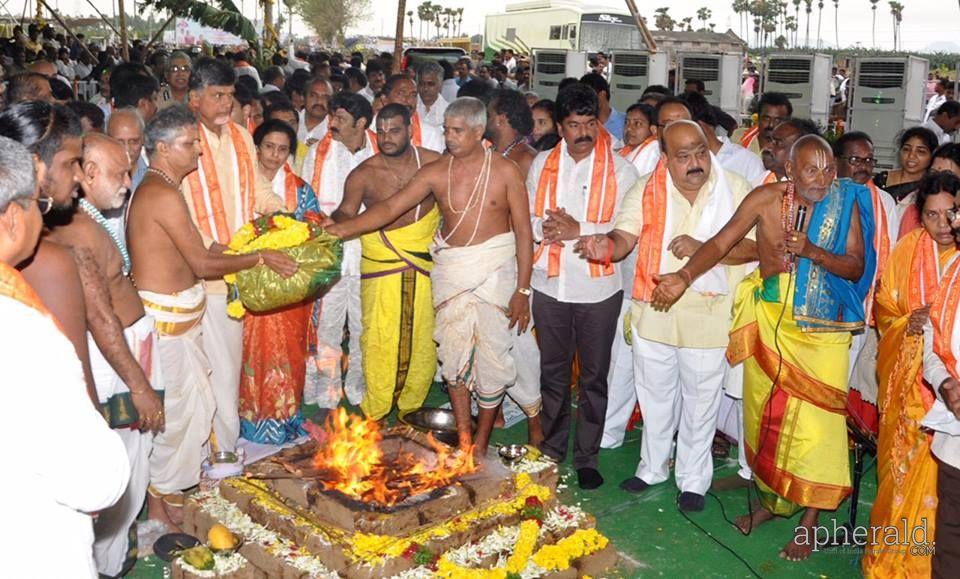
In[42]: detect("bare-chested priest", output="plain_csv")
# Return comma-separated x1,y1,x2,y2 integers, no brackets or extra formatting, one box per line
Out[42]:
326,97,536,455
0,101,100,407
127,105,296,531
46,133,164,575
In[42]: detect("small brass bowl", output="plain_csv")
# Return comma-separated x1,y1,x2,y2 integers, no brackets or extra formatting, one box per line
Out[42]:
498,444,528,465
212,451,239,464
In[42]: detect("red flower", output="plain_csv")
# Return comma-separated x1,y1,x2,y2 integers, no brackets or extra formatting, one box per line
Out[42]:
525,496,543,508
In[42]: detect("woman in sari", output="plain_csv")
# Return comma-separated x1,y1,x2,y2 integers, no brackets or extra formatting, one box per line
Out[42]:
863,172,960,577
873,126,937,239
238,120,321,444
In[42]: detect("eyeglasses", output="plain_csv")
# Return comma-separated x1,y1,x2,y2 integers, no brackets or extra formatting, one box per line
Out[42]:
839,155,878,167
168,65,190,73
924,207,960,222
36,196,53,215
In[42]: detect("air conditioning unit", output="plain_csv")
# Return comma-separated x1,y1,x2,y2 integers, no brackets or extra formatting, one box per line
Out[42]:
847,56,928,169
608,50,668,112
530,49,588,101
763,53,832,128
676,52,742,122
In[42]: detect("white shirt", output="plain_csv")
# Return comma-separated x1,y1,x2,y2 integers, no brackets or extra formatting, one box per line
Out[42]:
297,112,328,147
358,85,375,103
925,93,947,123
441,78,460,104
923,118,953,146
623,141,661,179
301,136,375,276
527,141,639,303
0,295,129,578
56,59,76,80
504,57,518,74
417,94,449,128
923,322,960,469
716,136,766,184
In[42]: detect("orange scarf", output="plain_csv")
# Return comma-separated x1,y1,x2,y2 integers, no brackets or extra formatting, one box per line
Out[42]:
632,158,670,302
933,256,960,380
761,170,778,185
411,112,423,147
367,129,379,154
908,230,944,312
187,122,256,244
308,131,334,195
533,129,617,278
866,180,892,325
619,135,657,163
282,163,299,211
739,125,760,149
0,261,62,332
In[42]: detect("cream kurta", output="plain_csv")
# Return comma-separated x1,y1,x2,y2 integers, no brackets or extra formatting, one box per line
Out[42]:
615,167,753,349
180,121,286,295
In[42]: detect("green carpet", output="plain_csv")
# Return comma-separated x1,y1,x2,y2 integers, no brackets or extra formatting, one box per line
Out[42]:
128,383,874,578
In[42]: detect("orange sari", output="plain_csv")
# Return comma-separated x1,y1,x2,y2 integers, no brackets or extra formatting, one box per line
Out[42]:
863,228,956,577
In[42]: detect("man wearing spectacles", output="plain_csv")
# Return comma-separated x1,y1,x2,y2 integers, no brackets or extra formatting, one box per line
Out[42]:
160,51,191,110
834,130,900,438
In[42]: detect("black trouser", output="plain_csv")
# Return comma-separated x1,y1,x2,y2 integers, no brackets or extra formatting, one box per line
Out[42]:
935,458,960,578
533,289,621,469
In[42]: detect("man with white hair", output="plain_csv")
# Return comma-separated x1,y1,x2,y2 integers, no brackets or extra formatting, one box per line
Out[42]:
575,119,755,509
416,60,448,129
0,136,130,579
108,108,148,190
47,133,164,575
381,73,444,153
647,134,875,561
326,97,538,456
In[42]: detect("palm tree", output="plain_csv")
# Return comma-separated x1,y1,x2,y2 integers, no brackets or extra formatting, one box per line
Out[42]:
654,7,675,30
681,16,694,31
816,0,824,48
416,2,430,41
792,0,801,45
407,10,413,39
869,0,878,47
697,7,712,29
833,0,839,48
804,0,812,46
889,1,903,51
785,15,797,47
456,7,463,37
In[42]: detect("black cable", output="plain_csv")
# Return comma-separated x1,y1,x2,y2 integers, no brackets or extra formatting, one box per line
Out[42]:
675,491,764,579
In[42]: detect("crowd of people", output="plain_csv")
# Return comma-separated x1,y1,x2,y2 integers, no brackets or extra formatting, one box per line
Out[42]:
5,20,960,579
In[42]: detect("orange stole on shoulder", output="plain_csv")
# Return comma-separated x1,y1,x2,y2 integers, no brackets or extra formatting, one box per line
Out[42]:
739,125,760,148
865,180,892,325
367,129,379,154
0,262,61,331
631,158,669,302
308,132,334,195
532,129,617,278
281,163,299,211
619,135,656,163
932,255,960,380
411,112,423,147
187,123,256,244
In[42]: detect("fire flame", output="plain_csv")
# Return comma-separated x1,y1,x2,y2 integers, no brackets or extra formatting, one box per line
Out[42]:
310,409,477,507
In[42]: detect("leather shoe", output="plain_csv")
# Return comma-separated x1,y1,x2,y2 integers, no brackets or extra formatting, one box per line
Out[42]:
576,467,604,490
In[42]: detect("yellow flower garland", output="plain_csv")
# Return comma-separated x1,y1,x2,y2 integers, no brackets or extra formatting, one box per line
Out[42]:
224,215,312,318
531,528,609,572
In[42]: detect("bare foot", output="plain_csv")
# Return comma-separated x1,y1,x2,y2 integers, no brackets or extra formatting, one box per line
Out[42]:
734,505,774,534
147,493,182,534
526,414,544,448
494,407,505,428
780,508,819,562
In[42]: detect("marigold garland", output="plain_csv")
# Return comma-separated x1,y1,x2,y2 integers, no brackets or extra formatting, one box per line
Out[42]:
531,528,609,572
223,213,315,318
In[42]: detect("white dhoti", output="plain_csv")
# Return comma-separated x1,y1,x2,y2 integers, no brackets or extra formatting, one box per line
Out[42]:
88,316,161,576
140,284,216,494
601,298,637,449
633,334,726,495
304,273,364,408
200,295,242,453
508,328,543,416
432,232,530,409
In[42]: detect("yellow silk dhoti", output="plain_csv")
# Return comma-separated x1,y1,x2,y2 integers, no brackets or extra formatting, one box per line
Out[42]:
358,207,439,420
727,271,852,516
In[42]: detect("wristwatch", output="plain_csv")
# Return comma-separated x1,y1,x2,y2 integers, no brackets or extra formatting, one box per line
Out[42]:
516,287,532,296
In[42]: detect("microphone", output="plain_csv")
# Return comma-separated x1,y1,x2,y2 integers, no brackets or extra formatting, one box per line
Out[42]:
791,205,808,263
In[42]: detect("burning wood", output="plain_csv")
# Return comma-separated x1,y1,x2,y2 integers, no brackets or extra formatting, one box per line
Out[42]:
302,409,478,507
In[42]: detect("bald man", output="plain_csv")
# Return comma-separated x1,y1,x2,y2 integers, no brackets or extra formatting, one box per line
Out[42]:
575,120,755,511
108,107,149,190
646,135,875,561
47,133,164,575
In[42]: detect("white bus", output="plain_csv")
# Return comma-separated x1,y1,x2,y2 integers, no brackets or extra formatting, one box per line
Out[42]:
484,0,644,59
